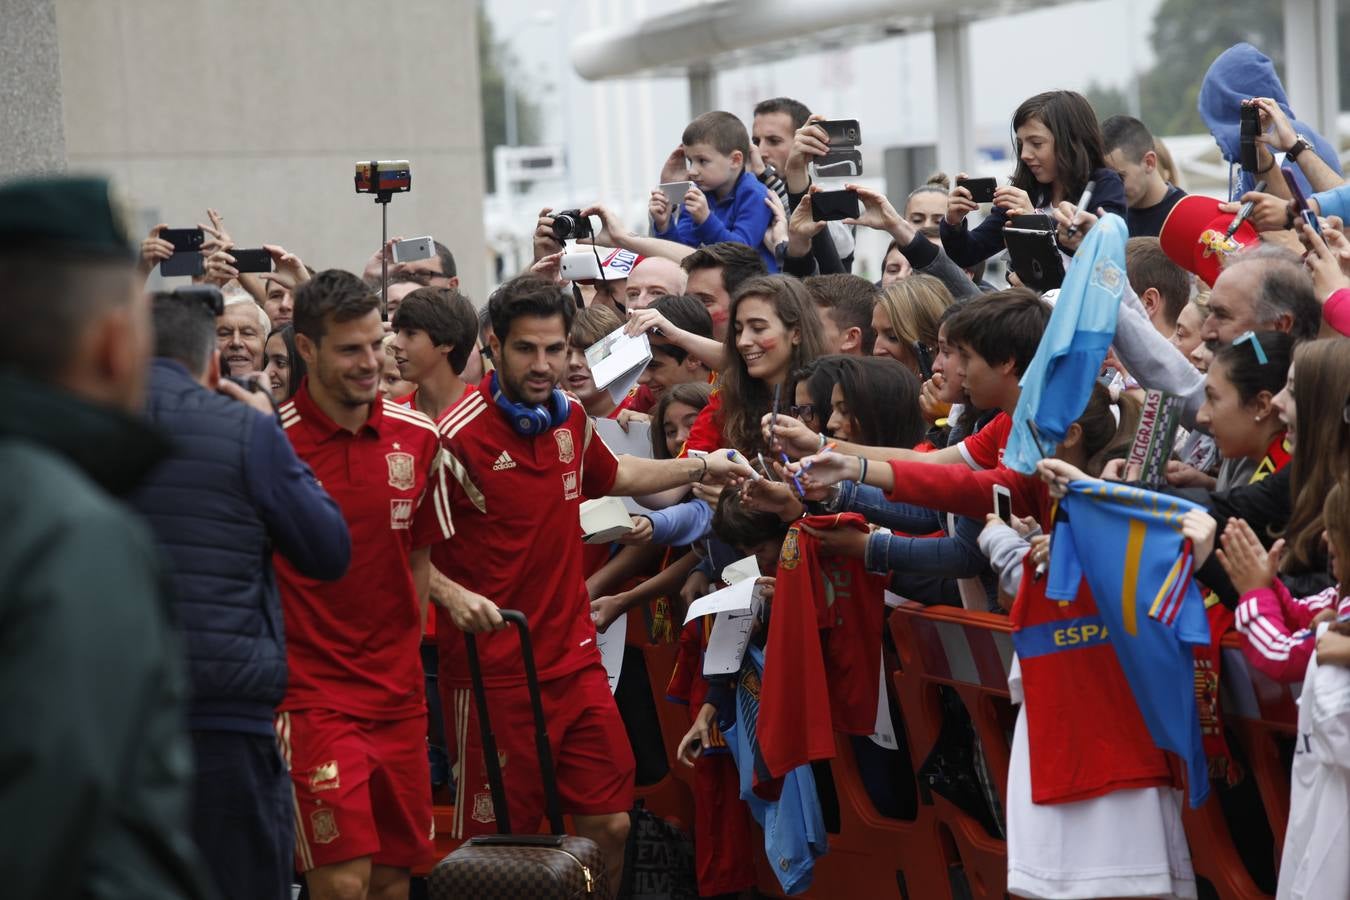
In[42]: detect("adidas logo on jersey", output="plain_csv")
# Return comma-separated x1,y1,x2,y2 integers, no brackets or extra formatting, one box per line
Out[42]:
491,451,516,471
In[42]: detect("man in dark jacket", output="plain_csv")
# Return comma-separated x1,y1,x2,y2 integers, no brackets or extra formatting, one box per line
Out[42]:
132,287,352,900
0,175,216,899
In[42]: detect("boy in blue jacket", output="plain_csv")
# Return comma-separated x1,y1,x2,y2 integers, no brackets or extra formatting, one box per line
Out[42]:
650,111,778,272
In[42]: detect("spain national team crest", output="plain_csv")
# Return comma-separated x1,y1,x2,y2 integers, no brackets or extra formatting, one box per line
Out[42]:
311,808,340,844
471,791,497,824
554,429,575,464
386,451,415,490
780,527,801,570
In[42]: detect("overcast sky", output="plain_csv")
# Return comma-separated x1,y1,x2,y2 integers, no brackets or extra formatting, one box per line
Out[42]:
484,0,1174,237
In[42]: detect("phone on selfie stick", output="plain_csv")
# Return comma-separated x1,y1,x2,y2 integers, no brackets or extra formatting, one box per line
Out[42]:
354,160,413,320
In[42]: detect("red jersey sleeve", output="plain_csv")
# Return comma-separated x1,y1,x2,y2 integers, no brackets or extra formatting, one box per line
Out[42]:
681,392,723,456
956,411,1011,470
581,416,620,498
884,458,1047,526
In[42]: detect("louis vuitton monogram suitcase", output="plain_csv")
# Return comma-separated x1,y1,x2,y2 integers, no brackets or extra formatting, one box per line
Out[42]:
427,610,606,899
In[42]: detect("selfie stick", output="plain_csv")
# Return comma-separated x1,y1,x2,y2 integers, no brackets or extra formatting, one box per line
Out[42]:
376,188,393,318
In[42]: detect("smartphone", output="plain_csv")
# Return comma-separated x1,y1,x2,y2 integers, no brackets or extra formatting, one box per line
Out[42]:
1239,105,1260,173
957,176,997,204
811,189,860,222
160,227,204,253
1281,165,1310,214
354,160,412,194
160,251,204,278
659,181,694,223
228,248,273,274
391,235,435,264
817,119,861,147
1301,208,1322,236
993,484,1012,525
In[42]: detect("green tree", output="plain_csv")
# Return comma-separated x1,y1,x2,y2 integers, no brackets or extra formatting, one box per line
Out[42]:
479,5,540,193
1134,0,1283,136
1084,82,1133,122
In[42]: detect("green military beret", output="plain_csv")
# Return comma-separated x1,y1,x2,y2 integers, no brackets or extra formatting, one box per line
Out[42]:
0,174,137,261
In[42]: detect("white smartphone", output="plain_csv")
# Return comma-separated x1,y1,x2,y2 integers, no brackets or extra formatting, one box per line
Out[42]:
659,181,695,223
391,235,435,263
560,251,603,282
993,484,1012,525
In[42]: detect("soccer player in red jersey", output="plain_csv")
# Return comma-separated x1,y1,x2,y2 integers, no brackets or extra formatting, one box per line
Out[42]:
427,275,751,896
274,270,454,900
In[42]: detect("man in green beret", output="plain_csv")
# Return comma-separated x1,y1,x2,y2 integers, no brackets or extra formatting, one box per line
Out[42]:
0,175,216,899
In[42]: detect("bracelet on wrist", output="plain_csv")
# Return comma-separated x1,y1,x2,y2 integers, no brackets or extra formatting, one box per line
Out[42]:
857,455,869,484
696,456,708,483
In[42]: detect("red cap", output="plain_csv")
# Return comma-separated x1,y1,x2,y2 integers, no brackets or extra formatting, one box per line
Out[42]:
1158,194,1259,288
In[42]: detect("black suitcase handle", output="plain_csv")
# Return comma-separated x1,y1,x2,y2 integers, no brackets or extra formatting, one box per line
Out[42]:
462,610,565,835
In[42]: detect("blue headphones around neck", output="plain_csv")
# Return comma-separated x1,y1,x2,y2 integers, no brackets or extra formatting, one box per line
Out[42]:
490,371,570,436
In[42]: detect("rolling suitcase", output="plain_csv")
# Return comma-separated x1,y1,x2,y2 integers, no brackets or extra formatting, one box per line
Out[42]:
428,609,607,899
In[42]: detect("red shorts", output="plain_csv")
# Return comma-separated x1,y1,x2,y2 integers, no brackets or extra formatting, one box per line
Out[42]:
443,663,635,839
277,709,434,871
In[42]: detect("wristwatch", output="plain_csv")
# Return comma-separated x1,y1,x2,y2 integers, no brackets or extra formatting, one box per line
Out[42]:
1287,134,1313,162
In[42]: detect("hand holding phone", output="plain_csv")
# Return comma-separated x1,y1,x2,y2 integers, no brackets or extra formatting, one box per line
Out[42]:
957,177,997,204
811,189,861,222
993,484,1012,525
159,227,205,277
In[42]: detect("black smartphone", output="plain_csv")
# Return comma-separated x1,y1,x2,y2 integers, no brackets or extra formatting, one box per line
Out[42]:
161,252,204,278
229,248,274,274
160,227,204,253
1240,105,1260,173
817,119,861,147
957,176,996,204
811,189,860,222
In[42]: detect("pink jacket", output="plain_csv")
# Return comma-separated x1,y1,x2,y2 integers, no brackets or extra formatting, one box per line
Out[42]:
1234,579,1346,683
1325,287,1350,337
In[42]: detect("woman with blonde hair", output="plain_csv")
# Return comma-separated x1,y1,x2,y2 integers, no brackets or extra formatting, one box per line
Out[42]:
871,273,953,377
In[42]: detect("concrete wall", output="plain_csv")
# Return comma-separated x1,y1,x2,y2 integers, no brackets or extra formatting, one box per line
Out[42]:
0,0,67,176
54,0,488,301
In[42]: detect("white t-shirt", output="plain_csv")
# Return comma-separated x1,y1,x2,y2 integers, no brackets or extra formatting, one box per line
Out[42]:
1278,624,1350,900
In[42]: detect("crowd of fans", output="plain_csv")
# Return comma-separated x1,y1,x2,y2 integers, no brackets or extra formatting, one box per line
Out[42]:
4,38,1350,900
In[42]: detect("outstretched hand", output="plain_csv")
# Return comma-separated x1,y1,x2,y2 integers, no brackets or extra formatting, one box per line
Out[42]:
1215,519,1282,596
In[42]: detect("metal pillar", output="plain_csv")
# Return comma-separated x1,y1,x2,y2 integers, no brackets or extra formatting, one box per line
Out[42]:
1282,0,1339,145
688,64,714,116
933,20,974,178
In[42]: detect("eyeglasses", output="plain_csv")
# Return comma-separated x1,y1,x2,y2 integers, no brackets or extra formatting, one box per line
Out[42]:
174,285,223,316
789,403,815,420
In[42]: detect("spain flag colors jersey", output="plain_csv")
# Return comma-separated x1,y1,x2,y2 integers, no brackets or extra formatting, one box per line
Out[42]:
1047,480,1212,808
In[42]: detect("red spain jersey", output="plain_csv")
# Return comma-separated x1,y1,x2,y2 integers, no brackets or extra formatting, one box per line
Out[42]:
432,378,620,688
275,384,452,719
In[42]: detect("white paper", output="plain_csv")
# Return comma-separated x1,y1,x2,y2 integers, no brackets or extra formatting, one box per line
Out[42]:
593,417,654,460
580,496,633,543
867,653,899,750
596,611,626,694
721,555,761,586
682,578,758,625
586,327,651,405
702,607,757,676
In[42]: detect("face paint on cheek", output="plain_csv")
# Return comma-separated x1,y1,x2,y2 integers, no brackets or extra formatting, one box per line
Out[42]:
758,337,779,351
